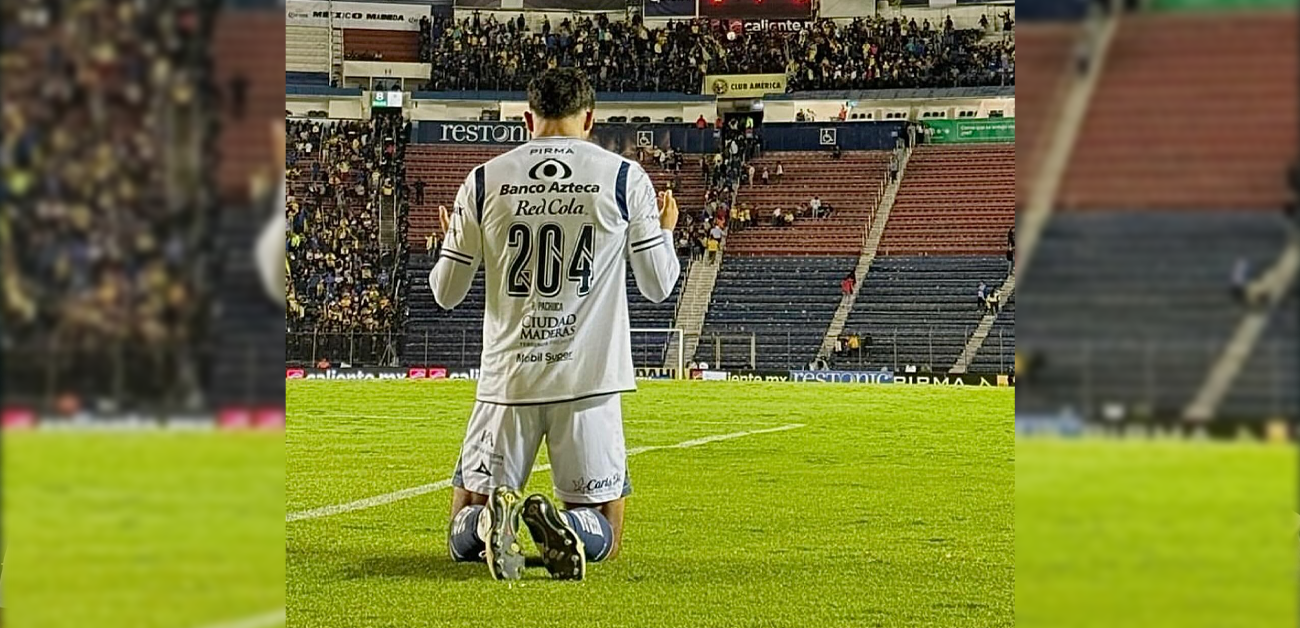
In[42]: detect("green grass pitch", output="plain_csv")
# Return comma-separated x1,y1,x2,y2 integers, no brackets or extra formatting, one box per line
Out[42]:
5,430,285,628
1016,438,1296,628
287,380,1015,627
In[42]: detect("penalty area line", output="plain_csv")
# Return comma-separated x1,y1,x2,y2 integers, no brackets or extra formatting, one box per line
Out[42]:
287,423,805,523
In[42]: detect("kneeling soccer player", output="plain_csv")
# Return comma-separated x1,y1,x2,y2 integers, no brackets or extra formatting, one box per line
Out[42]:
428,68,681,580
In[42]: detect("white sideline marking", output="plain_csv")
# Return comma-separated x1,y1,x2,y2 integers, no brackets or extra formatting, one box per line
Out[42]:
287,423,804,523
298,414,785,427
193,608,285,628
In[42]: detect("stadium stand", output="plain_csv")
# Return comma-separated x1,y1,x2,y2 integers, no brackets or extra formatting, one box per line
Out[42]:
344,28,420,63
215,8,285,202
2,0,220,412
279,5,1021,380
1015,6,1299,422
1009,23,1076,202
405,145,507,248
287,24,331,78
285,115,410,366
209,199,287,405
724,151,891,256
878,144,1014,256
401,256,685,369
1058,13,1297,211
418,14,1013,94
839,255,1008,372
1017,211,1291,417
694,257,856,370
403,257,486,368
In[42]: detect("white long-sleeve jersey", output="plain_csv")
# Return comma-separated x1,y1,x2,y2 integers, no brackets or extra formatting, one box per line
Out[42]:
430,136,680,405
258,180,287,306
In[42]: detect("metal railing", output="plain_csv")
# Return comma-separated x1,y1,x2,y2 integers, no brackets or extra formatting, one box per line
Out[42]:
685,326,1011,373
286,331,399,367
3,338,203,412
1018,339,1296,421
381,324,1015,374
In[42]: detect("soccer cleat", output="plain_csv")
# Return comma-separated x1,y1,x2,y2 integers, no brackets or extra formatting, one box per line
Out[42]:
521,493,586,581
482,487,525,581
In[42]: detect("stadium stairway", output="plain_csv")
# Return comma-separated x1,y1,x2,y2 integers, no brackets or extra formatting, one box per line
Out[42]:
1185,236,1300,420
665,254,722,370
816,144,911,361
1015,22,1080,201
1221,285,1298,420
1016,210,1290,419
1018,10,1117,276
950,272,1017,374
969,300,1016,374
838,255,1006,373
694,256,856,370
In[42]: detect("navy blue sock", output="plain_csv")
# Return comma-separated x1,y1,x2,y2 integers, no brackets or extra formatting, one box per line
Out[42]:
448,505,485,562
563,508,614,562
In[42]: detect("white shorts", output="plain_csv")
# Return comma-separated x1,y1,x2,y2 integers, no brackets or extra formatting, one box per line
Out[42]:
451,393,630,505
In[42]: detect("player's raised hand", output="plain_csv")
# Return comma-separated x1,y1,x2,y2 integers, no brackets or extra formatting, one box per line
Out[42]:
658,189,678,231
438,204,451,234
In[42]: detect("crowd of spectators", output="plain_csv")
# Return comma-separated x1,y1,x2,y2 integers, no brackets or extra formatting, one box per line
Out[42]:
784,15,1013,91
2,0,211,409
418,13,1013,94
284,114,410,340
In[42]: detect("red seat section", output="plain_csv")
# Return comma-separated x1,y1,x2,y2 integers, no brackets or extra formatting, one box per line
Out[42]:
214,11,285,203
723,151,891,256
879,144,1015,256
405,146,509,247
1060,13,1298,211
1014,23,1077,201
344,29,421,63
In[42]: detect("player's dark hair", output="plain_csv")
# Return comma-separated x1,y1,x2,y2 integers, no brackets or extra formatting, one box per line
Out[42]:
527,68,596,120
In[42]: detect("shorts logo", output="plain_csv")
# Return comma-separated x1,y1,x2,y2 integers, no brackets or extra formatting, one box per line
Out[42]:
571,473,622,495
472,461,492,476
528,158,572,182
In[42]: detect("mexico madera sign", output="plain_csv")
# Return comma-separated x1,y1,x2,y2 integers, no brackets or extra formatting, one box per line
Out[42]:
286,0,428,31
